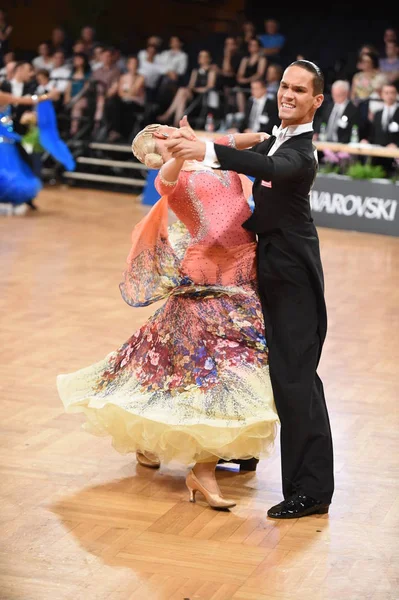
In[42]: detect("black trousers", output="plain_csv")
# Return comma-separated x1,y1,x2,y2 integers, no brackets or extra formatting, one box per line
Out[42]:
257,236,334,504
105,96,144,139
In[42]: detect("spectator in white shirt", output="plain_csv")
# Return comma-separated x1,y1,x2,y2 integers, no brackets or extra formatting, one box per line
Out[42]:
155,36,188,111
137,36,163,68
50,51,71,94
90,45,104,71
32,42,54,72
157,36,188,80
138,44,163,101
35,68,57,95
0,50,15,82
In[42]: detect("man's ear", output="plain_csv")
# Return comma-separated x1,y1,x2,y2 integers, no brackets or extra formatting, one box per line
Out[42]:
314,93,324,110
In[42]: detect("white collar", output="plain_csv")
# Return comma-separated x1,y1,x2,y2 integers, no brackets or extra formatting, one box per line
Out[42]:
272,121,313,138
384,102,398,113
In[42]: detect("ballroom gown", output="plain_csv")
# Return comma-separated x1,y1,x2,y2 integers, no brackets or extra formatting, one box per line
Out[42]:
57,135,278,464
0,112,42,205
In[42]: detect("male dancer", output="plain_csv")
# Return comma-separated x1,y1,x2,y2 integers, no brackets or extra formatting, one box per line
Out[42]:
167,60,334,519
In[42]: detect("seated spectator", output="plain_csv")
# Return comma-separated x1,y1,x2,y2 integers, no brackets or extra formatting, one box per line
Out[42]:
0,61,36,133
0,60,15,88
138,36,163,68
105,55,145,142
91,47,121,126
113,48,127,73
361,82,399,176
155,35,188,110
351,51,381,105
0,8,12,67
0,51,15,82
361,73,390,122
258,18,286,60
63,52,91,135
265,63,282,98
378,28,397,56
156,36,188,82
341,43,379,83
80,26,97,59
90,45,104,71
50,50,71,95
50,27,71,56
35,69,56,94
239,78,279,133
157,49,216,127
71,40,86,57
314,80,361,143
235,38,267,116
138,44,163,102
379,41,399,85
215,36,244,115
32,42,54,73
236,21,257,54
217,36,244,89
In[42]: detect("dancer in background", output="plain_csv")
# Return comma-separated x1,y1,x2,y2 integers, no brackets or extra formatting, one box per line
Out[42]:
0,89,75,215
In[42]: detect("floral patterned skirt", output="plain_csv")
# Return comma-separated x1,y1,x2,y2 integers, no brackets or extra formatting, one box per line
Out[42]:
57,283,278,464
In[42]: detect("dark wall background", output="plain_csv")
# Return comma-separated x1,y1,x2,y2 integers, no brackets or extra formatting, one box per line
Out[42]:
2,0,399,70
1,0,246,55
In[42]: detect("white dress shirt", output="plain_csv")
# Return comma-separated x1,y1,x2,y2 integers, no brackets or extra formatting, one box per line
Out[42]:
138,60,163,89
326,100,348,142
10,78,24,97
50,66,71,93
156,49,188,76
32,56,54,71
381,102,398,130
248,94,268,132
203,121,314,167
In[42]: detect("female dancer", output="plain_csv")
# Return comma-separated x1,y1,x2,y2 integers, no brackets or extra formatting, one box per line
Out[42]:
57,120,278,509
0,90,52,214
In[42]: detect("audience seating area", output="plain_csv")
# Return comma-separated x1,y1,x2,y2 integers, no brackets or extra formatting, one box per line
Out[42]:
1,18,398,192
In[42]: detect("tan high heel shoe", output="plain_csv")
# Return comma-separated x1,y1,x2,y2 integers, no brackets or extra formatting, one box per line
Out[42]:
136,450,161,469
186,470,236,510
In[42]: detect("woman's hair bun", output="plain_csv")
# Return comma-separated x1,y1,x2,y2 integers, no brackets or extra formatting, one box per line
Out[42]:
144,152,164,169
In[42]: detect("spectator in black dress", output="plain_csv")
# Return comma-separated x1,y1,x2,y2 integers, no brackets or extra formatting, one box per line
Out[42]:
235,38,267,117
157,49,216,127
216,36,244,115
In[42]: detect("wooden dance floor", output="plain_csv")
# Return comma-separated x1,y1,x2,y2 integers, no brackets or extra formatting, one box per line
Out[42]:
1,187,398,600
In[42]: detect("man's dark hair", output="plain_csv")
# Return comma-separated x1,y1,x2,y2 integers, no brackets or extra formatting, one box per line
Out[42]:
252,77,266,86
15,61,31,71
36,68,50,79
289,59,324,95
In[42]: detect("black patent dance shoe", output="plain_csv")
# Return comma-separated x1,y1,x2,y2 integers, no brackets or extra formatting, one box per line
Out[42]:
267,494,330,519
217,457,259,472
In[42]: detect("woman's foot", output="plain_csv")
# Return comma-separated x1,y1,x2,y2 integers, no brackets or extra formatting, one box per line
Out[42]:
136,450,161,469
186,470,236,510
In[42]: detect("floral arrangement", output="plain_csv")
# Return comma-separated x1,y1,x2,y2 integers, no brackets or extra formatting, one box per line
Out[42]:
318,148,390,180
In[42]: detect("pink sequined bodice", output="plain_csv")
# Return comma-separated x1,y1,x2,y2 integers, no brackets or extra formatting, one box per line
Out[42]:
154,136,256,286
168,169,254,247
155,136,255,248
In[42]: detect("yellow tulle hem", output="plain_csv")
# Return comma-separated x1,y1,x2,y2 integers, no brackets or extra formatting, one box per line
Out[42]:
62,399,278,465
